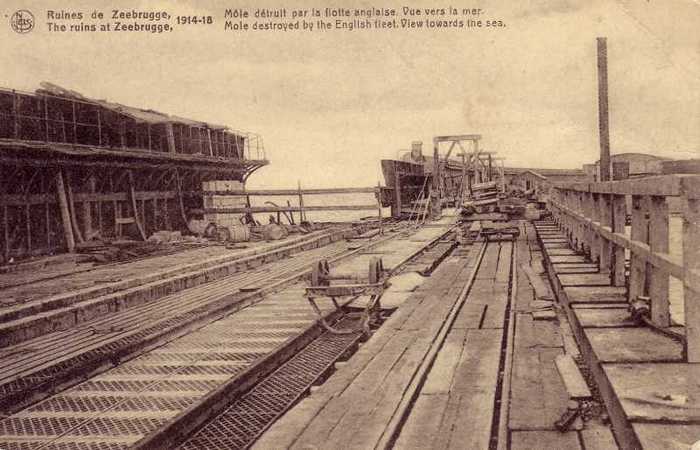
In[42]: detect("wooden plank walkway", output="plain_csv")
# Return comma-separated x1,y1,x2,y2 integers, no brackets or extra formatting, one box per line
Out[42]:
257,220,618,449
534,218,698,449
255,239,489,449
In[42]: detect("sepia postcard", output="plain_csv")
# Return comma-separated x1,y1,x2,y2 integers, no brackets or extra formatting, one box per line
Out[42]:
0,1,698,449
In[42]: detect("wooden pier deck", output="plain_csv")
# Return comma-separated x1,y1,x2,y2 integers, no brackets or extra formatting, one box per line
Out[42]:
0,217,457,449
256,221,617,450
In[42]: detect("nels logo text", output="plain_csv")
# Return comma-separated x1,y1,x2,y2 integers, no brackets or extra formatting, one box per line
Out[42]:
10,9,35,33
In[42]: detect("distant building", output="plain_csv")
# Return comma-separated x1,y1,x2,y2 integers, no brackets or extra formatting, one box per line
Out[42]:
591,153,672,181
504,167,590,202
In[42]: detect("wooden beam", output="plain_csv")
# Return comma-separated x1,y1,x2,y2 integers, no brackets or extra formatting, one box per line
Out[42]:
629,196,648,301
611,194,626,286
555,175,687,196
64,171,84,244
648,196,670,327
433,134,482,142
198,204,380,214
599,194,612,274
197,187,377,196
82,173,95,239
555,354,592,399
44,96,50,142
127,170,148,241
682,180,700,361
55,170,75,252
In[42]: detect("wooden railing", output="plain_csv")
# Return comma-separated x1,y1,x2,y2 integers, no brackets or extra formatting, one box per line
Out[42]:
193,186,384,227
549,174,700,361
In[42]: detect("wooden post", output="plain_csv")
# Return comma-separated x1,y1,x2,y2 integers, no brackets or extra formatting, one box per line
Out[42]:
600,194,612,274
629,195,648,301
298,180,305,222
576,192,585,253
207,129,214,156
430,138,441,219
56,170,75,252
97,109,102,146
72,100,77,144
43,175,50,249
611,195,626,286
65,172,84,244
458,152,467,206
590,193,601,264
597,37,611,182
82,174,95,239
120,118,127,148
111,174,119,236
682,178,700,361
174,169,188,226
13,92,20,139
648,196,670,327
44,96,50,142
376,182,383,236
127,170,147,241
571,192,579,250
166,123,176,153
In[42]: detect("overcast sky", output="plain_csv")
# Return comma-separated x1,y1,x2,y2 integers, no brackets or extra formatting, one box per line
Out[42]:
2,0,698,187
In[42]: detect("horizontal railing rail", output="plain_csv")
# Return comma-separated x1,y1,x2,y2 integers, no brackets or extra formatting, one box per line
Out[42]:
549,174,700,361
195,187,378,196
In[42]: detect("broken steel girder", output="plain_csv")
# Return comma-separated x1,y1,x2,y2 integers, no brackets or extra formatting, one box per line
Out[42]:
306,257,389,336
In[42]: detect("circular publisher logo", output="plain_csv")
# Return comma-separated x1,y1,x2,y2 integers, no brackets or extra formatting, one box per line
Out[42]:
10,10,35,34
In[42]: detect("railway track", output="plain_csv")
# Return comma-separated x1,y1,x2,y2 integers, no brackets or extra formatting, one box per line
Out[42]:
0,221,457,449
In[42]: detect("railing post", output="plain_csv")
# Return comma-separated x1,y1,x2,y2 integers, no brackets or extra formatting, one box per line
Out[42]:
590,192,601,264
583,192,594,258
568,190,575,244
600,193,612,274
376,182,383,236
611,194,626,286
297,181,305,223
629,195,649,302
648,196,670,326
681,178,700,362
574,192,582,251
570,190,577,244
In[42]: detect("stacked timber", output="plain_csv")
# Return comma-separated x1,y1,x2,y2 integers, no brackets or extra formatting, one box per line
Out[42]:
462,180,499,215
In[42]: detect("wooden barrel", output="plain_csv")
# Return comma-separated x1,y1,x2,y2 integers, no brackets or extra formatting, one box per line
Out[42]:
229,225,251,243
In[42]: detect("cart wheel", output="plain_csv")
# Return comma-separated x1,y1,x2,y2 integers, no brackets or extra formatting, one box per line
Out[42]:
369,257,382,284
312,259,330,286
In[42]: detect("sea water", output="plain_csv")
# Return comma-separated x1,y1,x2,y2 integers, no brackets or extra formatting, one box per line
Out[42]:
248,192,388,224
